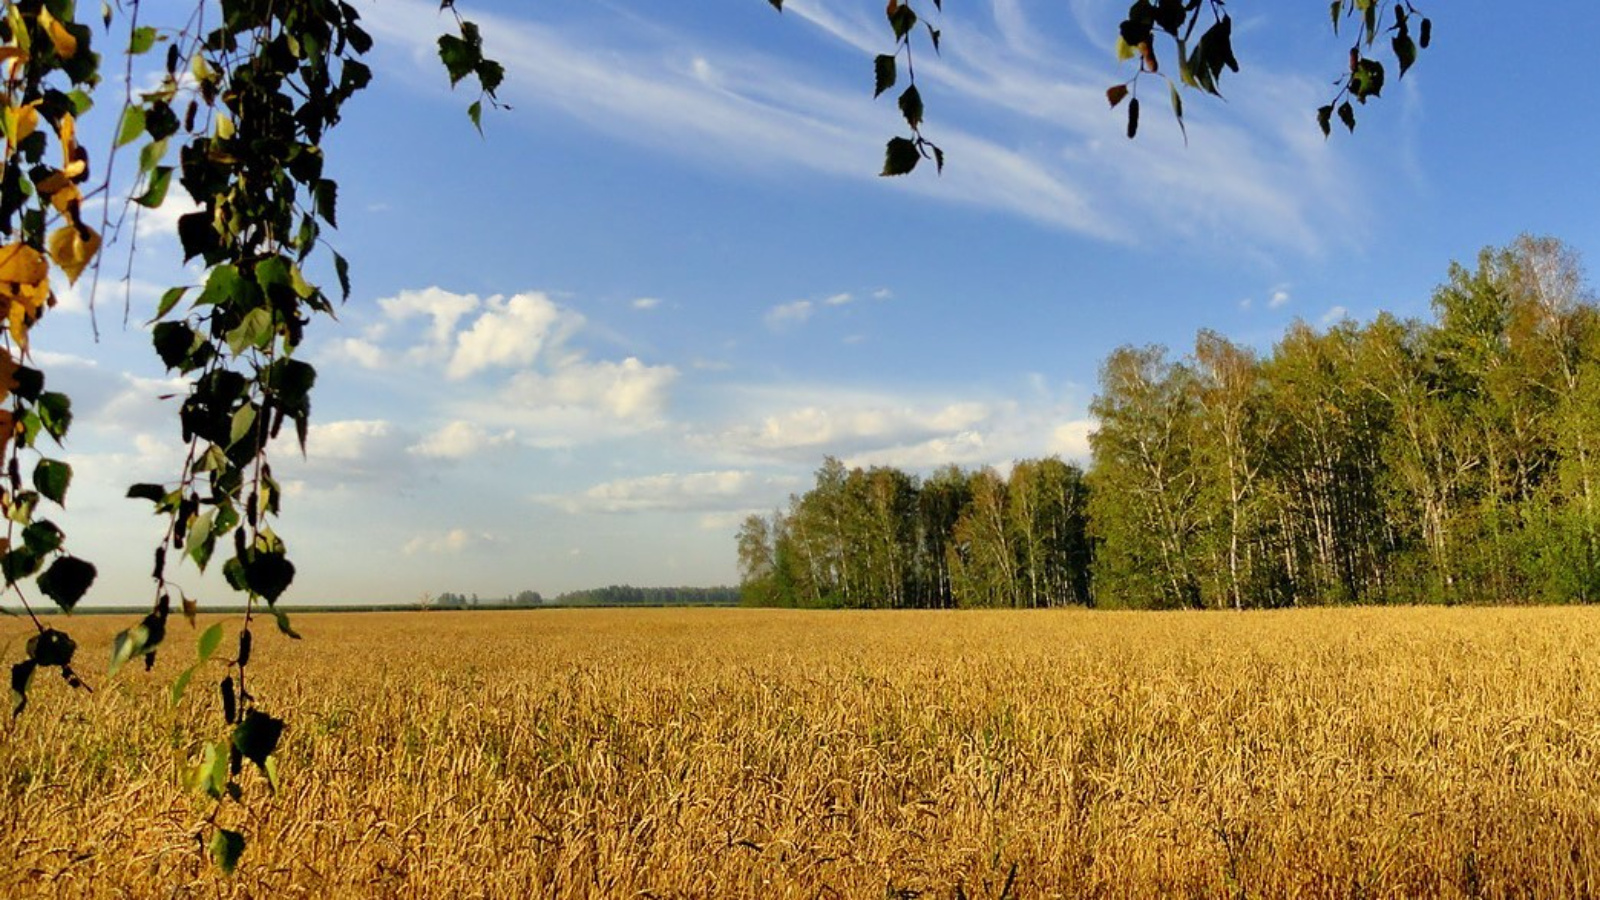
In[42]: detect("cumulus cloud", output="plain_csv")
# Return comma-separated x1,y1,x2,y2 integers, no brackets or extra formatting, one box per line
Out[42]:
1048,419,1098,461
1268,287,1292,309
505,357,677,421
447,293,579,379
409,420,517,459
306,419,396,461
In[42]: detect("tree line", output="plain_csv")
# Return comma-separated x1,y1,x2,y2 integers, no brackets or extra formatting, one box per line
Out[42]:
428,586,740,608
739,236,1600,609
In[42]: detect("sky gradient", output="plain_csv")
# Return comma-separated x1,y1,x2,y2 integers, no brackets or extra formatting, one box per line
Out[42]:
23,0,1600,606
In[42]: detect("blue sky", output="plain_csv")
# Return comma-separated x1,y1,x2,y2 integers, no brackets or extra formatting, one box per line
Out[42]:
23,0,1600,605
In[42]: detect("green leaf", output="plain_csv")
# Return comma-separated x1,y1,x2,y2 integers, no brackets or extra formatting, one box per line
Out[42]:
27,629,76,667
1126,95,1140,139
1419,18,1431,49
881,136,920,177
314,180,338,227
108,618,162,677
225,308,273,356
332,251,351,300
1392,33,1416,78
273,608,302,639
768,0,782,9
197,622,224,660
198,264,247,307
11,660,36,716
1169,80,1185,143
37,556,96,612
467,100,483,134
21,520,64,556
114,105,145,148
38,392,72,442
33,459,71,506
437,34,477,86
1338,100,1356,132
897,84,923,129
133,166,173,209
169,664,196,706
187,510,216,570
2,547,41,584
127,483,168,503
1317,104,1334,137
873,54,896,99
888,5,917,40
1350,58,1384,100
153,286,188,321
138,136,168,175
233,709,285,768
210,829,245,874
152,321,198,370
244,552,295,603
1329,0,1341,32
129,25,157,54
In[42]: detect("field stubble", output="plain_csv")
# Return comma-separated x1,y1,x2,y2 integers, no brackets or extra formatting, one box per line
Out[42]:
4,607,1600,897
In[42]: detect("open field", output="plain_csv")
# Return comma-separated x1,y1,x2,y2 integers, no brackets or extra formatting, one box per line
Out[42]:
5,607,1600,897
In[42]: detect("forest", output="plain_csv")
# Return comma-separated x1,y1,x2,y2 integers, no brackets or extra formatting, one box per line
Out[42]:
737,236,1600,609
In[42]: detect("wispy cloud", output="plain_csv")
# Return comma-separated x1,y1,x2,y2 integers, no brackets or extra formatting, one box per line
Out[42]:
764,299,814,330
539,470,799,515
360,0,1362,253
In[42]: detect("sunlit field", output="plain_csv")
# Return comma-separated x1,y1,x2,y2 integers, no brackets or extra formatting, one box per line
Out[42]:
6,607,1600,897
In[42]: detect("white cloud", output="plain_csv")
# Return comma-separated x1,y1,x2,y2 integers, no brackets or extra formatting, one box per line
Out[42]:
133,191,202,242
823,292,853,306
359,0,1363,254
409,420,517,459
632,296,663,310
504,357,678,422
1048,419,1098,461
447,292,578,379
701,395,992,458
542,470,788,514
306,419,395,461
872,288,894,300
1320,305,1349,325
1268,287,1292,309
764,299,814,330
377,287,482,360
403,528,499,555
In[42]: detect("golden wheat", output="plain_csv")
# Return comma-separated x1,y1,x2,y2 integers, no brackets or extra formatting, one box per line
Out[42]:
4,607,1600,897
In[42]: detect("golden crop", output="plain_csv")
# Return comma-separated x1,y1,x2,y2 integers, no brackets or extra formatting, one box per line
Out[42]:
4,607,1600,897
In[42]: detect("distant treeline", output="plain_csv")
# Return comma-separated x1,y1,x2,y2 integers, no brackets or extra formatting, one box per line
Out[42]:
739,236,1600,609
429,586,739,608
552,585,741,606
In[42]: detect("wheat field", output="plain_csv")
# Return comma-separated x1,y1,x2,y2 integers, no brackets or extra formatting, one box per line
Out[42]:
5,607,1600,897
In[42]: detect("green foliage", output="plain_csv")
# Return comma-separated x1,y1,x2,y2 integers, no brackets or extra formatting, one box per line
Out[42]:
745,457,1092,609
1085,236,1600,608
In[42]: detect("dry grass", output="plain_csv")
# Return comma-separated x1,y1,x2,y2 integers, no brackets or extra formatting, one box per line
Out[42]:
5,607,1600,897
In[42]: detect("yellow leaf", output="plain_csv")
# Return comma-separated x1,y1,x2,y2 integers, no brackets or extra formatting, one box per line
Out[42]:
3,101,39,152
46,181,81,217
0,347,17,403
0,242,48,287
37,8,77,59
48,223,99,286
55,111,86,180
